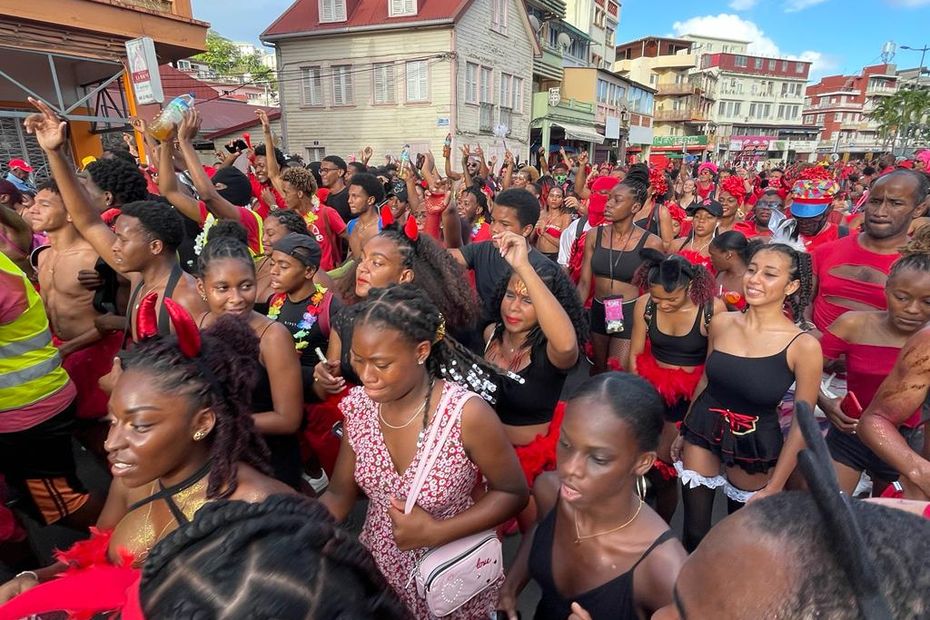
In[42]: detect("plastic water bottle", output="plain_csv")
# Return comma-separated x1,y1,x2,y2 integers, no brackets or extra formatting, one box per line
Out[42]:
399,144,411,179
149,94,195,141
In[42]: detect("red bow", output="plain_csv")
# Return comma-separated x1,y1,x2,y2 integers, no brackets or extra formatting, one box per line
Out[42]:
135,290,202,357
403,214,419,241
709,408,758,438
380,203,394,227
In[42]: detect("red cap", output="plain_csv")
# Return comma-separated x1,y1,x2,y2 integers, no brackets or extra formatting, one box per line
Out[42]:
8,158,33,173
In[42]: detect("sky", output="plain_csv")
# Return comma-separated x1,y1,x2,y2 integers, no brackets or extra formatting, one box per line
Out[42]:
192,0,930,83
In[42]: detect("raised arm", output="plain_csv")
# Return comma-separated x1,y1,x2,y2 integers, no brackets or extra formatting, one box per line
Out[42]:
498,231,578,369
444,141,462,181
574,151,591,199
157,140,201,223
23,98,118,268
442,184,464,250
860,329,930,499
475,144,490,179
501,149,514,189
537,146,550,176
175,109,243,223
257,109,283,193
460,145,474,188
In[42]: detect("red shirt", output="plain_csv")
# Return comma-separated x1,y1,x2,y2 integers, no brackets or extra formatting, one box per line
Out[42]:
248,173,285,219
811,234,900,332
304,207,347,271
801,222,841,252
197,201,262,255
732,220,772,239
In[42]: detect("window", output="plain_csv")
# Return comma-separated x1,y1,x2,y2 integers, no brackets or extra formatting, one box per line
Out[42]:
512,77,524,112
749,103,756,117
718,101,726,116
795,62,805,74
306,146,326,161
479,66,493,103
499,73,513,109
768,60,775,71
597,79,608,103
388,0,415,17
735,56,747,68
723,45,729,53
301,66,323,106
606,27,614,46
465,62,478,104
817,113,824,124
754,58,763,69
491,0,508,34
319,0,346,23
782,60,788,71
650,74,657,85
778,104,785,118
594,7,605,27
781,82,789,96
733,102,742,117
405,61,428,102
762,104,771,118
372,63,395,104
751,82,758,95
177,59,191,71
331,65,353,105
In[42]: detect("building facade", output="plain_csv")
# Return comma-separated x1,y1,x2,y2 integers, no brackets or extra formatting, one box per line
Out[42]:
262,0,537,165
803,64,899,157
694,50,817,163
614,36,717,163
563,0,620,70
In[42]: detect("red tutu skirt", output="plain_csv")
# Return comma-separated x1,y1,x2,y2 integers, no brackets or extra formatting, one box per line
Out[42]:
677,249,717,276
0,529,141,620
299,389,348,476
635,343,704,408
514,402,566,487
54,330,123,420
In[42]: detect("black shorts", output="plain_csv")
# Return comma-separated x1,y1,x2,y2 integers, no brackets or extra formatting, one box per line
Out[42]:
826,425,915,482
590,297,636,340
681,392,782,475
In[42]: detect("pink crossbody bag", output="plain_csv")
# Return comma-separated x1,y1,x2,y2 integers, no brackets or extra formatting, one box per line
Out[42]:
404,391,503,617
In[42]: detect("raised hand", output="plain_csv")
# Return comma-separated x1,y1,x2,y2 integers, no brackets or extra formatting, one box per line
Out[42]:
177,108,202,143
23,97,68,152
255,108,271,131
494,230,530,270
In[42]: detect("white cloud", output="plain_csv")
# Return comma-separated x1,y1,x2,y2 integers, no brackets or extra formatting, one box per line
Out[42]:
728,0,758,10
784,0,829,12
671,14,839,80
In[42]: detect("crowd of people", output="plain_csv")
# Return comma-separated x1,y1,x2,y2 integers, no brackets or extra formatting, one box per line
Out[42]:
0,94,928,619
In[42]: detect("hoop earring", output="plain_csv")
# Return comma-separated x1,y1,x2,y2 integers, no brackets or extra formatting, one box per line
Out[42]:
636,475,648,500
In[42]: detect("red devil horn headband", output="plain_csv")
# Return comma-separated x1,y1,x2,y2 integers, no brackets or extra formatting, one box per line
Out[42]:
380,203,395,227
135,290,202,357
403,215,419,242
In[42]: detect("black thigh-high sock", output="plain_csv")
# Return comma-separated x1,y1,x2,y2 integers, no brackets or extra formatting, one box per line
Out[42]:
681,483,716,553
726,496,744,515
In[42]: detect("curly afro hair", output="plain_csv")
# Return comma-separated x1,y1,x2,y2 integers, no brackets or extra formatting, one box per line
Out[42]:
119,200,184,251
85,157,148,206
281,166,318,196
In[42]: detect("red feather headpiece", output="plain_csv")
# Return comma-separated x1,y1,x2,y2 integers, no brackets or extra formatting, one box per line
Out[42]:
380,203,395,227
403,215,419,241
649,167,669,197
135,290,202,357
720,175,747,205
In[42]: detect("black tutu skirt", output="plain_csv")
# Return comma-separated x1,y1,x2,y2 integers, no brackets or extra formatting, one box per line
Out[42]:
681,391,783,474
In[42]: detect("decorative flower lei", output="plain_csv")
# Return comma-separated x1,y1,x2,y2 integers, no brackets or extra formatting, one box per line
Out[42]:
267,283,328,352
471,216,486,239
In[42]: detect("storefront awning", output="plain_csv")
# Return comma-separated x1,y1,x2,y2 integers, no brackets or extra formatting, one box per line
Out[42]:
552,122,605,145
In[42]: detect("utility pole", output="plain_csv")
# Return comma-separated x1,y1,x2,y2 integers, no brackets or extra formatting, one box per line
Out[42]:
901,44,929,86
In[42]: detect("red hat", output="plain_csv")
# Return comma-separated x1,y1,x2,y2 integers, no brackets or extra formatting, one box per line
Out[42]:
8,158,33,173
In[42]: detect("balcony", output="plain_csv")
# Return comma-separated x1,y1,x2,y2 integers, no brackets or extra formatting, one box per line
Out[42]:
866,85,896,96
534,43,564,82
655,108,706,122
650,54,697,70
656,83,698,96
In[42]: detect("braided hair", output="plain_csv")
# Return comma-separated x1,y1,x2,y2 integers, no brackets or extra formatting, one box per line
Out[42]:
197,235,255,278
376,224,478,329
267,208,310,235
890,224,930,281
749,242,813,327
620,163,650,206
118,316,271,499
488,258,588,352
633,248,716,306
140,495,409,619
349,284,503,402
711,230,765,266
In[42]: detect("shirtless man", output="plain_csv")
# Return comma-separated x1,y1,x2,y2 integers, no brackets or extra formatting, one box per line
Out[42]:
346,172,385,258
31,180,123,424
24,98,206,359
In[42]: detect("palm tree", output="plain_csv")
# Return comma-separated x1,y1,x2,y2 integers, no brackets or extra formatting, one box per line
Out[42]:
870,94,901,150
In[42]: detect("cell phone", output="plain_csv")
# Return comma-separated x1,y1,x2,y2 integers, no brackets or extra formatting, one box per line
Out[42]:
840,391,863,418
225,138,248,153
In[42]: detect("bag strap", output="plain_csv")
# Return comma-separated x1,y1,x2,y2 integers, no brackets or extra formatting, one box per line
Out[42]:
318,291,333,339
404,387,460,515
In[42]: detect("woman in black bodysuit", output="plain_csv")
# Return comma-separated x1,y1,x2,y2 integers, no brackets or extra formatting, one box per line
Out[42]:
496,373,686,620
672,243,822,551
576,165,664,374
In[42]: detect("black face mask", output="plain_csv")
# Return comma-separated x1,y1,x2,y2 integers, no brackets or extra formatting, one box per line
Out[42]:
796,212,828,237
212,167,253,207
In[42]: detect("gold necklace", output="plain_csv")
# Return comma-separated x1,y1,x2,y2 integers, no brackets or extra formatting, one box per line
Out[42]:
573,498,644,544
378,400,427,429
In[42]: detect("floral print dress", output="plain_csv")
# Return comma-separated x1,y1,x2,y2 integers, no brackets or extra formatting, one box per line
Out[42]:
342,381,500,619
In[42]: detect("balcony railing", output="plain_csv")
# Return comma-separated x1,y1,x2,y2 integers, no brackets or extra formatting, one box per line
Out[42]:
865,85,896,96
656,83,698,96
655,109,706,122
480,103,494,132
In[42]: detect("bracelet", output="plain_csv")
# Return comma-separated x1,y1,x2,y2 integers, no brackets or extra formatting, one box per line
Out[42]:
15,570,38,582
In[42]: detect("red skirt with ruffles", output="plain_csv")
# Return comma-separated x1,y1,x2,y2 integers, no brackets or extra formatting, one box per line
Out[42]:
514,402,566,487
0,528,141,620
635,342,704,410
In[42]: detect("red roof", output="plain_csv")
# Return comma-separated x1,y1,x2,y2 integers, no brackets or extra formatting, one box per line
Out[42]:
262,0,473,38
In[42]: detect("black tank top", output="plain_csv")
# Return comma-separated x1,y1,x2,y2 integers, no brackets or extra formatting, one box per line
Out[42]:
634,202,661,235
704,334,804,414
488,339,569,426
647,301,710,367
591,226,649,284
529,505,677,620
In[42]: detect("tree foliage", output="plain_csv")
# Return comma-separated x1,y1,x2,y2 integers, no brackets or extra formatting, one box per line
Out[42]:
193,30,276,90
870,87,930,151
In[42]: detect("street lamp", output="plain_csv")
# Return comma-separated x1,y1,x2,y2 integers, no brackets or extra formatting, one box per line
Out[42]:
900,44,929,86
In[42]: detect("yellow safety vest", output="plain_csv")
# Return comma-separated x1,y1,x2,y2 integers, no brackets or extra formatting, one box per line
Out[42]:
0,252,70,412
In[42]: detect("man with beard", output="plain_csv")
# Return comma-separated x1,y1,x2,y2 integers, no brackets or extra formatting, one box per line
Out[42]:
810,169,929,335
733,188,779,239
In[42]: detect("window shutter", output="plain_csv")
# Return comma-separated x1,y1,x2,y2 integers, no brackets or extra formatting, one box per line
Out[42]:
320,0,333,22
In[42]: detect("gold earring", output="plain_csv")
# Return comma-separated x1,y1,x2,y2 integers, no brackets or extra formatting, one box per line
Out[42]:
200,293,207,301
193,430,206,441
636,475,648,499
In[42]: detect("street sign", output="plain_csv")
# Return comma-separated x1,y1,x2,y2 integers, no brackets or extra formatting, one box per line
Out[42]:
548,87,561,107
125,37,164,104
